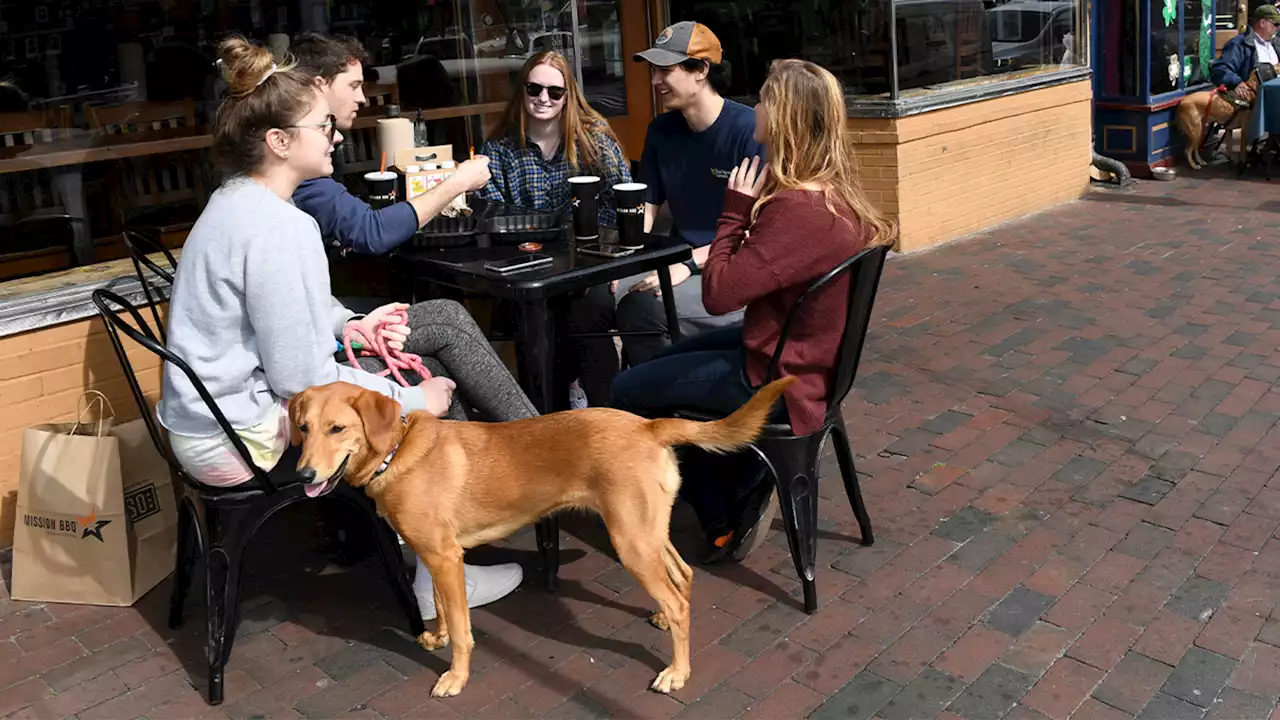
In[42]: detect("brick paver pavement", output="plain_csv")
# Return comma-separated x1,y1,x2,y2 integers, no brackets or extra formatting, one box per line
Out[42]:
6,171,1280,719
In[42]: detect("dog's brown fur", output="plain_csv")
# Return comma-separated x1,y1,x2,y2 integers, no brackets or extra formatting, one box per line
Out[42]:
289,376,795,698
1177,68,1268,170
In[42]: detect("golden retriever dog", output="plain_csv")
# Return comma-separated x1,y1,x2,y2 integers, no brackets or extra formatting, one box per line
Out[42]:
1177,67,1269,170
289,376,795,698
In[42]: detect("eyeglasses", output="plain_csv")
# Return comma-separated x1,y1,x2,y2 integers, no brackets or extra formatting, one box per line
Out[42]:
525,82,567,101
286,114,338,142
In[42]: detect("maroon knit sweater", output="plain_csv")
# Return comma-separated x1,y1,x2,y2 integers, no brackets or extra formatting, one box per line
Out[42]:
701,189,870,435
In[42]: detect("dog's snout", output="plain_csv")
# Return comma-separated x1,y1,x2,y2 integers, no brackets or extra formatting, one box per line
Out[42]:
297,467,318,484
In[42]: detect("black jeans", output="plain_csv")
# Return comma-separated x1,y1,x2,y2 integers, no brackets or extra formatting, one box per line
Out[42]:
610,326,782,536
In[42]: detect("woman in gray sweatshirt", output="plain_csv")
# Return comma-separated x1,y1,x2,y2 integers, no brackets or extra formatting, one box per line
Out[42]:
157,37,531,620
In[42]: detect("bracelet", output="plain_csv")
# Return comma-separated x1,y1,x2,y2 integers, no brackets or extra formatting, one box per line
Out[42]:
683,258,700,275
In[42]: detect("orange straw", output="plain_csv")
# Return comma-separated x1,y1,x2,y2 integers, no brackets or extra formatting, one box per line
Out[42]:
469,145,475,160
380,151,386,173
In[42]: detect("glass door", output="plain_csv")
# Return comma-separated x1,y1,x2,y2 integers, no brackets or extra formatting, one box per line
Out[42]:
578,0,658,159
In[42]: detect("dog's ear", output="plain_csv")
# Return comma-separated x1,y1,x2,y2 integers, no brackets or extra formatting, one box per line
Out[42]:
352,390,401,457
288,390,309,447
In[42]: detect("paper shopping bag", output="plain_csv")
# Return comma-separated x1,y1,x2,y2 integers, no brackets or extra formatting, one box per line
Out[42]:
11,393,176,606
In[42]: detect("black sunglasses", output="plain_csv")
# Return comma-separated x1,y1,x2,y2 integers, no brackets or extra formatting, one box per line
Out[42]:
287,114,338,142
525,82,567,101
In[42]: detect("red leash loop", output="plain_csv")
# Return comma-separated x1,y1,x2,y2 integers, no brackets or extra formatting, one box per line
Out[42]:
343,310,432,387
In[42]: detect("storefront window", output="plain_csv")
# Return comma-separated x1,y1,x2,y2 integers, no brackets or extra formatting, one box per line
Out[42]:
666,0,894,102
668,0,1086,104
578,0,628,116
1148,0,1217,97
0,0,582,283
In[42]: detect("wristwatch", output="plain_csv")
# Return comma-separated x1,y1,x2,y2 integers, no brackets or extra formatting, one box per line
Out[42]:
683,258,700,275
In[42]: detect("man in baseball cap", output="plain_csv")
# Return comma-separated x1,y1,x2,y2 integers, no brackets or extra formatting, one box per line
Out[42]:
615,21,761,367
613,21,770,563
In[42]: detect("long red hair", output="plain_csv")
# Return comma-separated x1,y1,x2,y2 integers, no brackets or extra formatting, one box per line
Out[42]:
491,51,619,172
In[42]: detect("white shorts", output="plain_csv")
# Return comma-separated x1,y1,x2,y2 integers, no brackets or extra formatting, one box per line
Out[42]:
167,399,291,487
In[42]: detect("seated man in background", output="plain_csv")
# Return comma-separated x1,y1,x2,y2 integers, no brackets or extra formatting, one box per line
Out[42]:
1211,5,1280,105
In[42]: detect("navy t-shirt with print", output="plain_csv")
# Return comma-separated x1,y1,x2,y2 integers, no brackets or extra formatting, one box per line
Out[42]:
640,99,764,248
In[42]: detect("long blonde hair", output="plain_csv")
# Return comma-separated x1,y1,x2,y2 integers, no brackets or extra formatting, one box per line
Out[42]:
753,59,895,248
492,51,620,172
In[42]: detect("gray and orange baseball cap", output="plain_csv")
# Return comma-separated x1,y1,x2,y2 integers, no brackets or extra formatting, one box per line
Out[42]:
633,21,723,67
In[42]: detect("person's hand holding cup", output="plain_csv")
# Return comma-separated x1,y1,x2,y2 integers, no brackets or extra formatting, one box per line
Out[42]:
453,155,491,191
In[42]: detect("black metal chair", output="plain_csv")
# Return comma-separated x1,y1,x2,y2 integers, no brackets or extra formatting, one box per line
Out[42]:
92,289,424,706
120,229,178,341
536,245,888,613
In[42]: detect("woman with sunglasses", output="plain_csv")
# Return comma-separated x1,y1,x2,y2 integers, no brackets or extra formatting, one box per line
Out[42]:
159,37,530,622
478,51,632,408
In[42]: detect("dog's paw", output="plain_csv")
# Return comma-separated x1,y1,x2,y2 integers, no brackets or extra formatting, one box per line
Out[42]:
431,669,469,698
648,612,670,631
650,665,689,694
417,630,450,651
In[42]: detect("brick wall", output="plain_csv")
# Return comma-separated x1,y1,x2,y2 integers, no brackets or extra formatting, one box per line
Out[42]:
0,313,162,547
851,80,1093,253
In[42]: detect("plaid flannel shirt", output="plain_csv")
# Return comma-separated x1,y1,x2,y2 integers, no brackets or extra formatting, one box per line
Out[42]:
477,131,631,227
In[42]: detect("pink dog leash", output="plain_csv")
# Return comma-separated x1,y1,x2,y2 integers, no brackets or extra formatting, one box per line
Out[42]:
343,310,432,388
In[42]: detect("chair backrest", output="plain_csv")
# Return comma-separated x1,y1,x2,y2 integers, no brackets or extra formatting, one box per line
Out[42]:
765,245,889,417
91,288,283,494
364,82,399,110
87,100,197,133
120,229,178,342
0,108,70,227
339,123,382,176
0,107,70,144
86,100,203,211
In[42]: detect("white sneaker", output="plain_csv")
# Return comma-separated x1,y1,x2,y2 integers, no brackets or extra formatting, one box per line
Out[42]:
413,560,523,621
569,380,589,410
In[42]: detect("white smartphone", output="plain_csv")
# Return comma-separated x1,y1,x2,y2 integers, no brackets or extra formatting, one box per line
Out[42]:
483,253,553,274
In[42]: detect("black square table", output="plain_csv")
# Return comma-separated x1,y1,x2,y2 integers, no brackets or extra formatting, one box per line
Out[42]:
389,231,693,588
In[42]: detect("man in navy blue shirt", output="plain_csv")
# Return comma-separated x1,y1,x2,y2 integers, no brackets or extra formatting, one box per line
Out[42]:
617,21,764,365
290,33,491,256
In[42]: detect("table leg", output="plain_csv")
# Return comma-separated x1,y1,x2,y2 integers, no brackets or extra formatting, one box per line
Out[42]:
657,265,683,343
514,298,562,591
50,168,91,265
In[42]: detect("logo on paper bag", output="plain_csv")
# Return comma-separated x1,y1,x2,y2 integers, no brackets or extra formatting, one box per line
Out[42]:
22,506,110,542
125,483,161,525
78,509,111,542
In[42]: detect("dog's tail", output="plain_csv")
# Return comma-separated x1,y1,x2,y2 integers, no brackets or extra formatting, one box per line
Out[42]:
646,376,796,453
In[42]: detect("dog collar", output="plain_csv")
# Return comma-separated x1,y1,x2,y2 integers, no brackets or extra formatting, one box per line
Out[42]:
371,420,408,479
372,445,398,478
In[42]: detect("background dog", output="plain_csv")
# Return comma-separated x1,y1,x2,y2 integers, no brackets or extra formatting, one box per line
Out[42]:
1177,67,1269,170
289,376,795,698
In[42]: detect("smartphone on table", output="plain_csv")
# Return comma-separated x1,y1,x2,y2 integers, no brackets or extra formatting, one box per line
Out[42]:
483,253,553,274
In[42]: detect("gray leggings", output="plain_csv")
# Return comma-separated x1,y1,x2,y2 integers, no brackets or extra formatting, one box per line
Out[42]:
351,299,537,422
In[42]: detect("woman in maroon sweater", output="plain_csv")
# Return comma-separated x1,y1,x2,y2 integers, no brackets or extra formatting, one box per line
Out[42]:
611,59,895,561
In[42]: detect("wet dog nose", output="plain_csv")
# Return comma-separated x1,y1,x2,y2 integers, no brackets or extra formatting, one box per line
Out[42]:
297,467,317,484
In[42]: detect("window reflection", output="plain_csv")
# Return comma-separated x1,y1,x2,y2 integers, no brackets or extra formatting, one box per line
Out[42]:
0,0,616,280
667,0,1085,101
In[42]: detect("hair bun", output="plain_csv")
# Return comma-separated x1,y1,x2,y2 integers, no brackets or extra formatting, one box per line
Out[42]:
218,36,276,97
